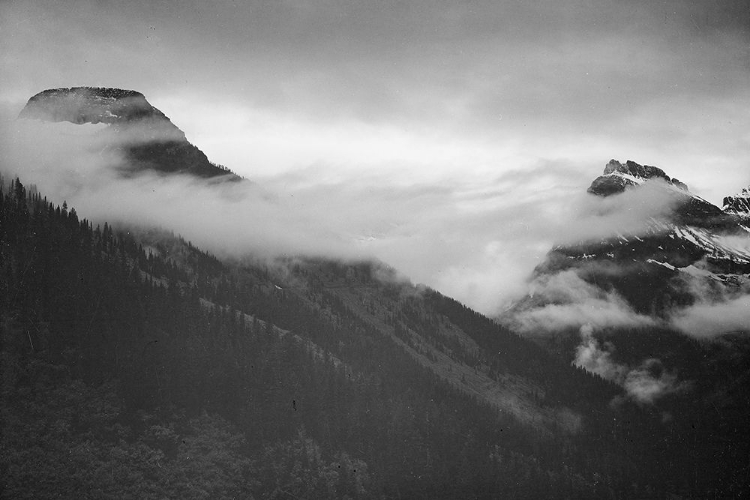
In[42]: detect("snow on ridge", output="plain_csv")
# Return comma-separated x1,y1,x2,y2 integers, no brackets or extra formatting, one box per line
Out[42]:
673,226,750,263
646,259,676,270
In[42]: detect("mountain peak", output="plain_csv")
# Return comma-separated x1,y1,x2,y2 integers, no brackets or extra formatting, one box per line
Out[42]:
588,159,688,196
19,87,240,180
723,187,750,217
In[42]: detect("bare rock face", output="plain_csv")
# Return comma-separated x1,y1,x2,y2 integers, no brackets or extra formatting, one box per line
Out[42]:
19,87,239,180
723,188,750,218
588,159,688,196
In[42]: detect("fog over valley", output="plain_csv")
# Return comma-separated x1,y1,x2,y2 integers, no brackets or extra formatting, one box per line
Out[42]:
2,1,750,498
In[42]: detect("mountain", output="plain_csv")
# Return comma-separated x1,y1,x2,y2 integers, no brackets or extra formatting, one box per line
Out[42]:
3,90,749,498
500,159,750,497
587,158,689,196
19,87,241,180
723,187,750,218
520,159,750,318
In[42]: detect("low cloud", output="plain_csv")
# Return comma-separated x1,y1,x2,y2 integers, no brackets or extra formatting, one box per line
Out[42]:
555,179,686,246
0,118,362,260
622,359,690,405
574,325,690,404
509,270,656,333
1,111,742,328
575,325,627,381
670,295,750,338
662,259,750,338
0,112,599,314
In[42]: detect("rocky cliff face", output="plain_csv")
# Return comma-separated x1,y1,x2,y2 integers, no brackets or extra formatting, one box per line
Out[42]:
587,159,688,196
723,188,750,218
19,87,240,180
589,159,732,228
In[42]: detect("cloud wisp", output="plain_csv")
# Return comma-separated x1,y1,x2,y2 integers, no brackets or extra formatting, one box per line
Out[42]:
670,295,750,338
574,325,690,405
509,270,657,334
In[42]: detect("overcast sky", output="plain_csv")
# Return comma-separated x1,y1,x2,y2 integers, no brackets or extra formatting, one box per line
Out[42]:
2,0,749,314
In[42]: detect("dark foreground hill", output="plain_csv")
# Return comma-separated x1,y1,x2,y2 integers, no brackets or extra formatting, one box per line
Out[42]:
2,174,748,498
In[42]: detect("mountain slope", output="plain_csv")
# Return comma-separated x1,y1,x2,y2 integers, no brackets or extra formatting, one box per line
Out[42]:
501,159,750,497
723,187,750,218
523,159,750,319
19,87,240,180
4,171,715,498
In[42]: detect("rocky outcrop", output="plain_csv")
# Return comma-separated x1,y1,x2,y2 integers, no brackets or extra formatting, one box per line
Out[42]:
723,188,750,217
587,170,638,196
603,159,671,181
588,159,688,196
19,87,240,181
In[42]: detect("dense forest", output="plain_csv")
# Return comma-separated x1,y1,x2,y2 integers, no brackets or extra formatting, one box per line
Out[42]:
1,176,748,498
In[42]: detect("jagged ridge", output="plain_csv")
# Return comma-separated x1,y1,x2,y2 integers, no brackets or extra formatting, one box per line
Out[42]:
524,159,750,317
587,159,688,196
723,188,750,218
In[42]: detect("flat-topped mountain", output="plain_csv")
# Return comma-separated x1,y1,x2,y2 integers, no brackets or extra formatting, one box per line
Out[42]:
19,87,240,180
20,87,164,124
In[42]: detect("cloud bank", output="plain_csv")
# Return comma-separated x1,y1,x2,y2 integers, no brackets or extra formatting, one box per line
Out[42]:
2,112,634,314
509,270,656,333
2,0,750,316
670,295,750,338
2,0,750,206
6,107,731,320
0,117,362,260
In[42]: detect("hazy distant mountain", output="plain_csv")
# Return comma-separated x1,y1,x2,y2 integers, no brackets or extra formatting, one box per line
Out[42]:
19,87,241,180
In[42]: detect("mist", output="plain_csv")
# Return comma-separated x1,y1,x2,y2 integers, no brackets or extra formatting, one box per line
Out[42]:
574,325,690,404
0,111,610,313
509,270,656,334
670,295,750,338
3,0,750,316
0,117,363,261
3,105,748,328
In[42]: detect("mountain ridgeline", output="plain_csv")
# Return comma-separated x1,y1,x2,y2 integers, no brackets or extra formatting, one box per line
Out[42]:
2,89,750,498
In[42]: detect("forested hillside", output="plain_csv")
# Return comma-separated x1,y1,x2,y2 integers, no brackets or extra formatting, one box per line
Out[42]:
1,176,746,498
